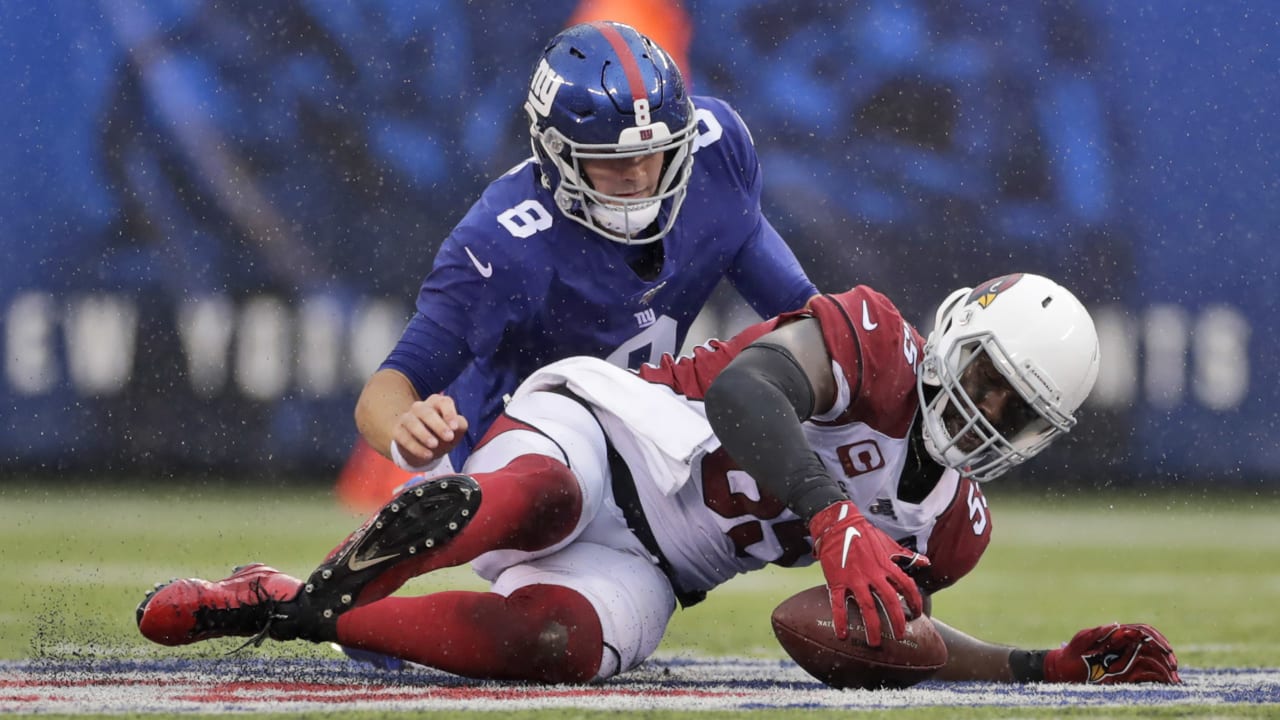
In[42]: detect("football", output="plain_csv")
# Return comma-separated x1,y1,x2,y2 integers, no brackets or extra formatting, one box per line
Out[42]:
771,585,948,690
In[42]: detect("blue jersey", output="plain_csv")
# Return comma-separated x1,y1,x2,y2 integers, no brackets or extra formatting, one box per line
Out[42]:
381,96,817,465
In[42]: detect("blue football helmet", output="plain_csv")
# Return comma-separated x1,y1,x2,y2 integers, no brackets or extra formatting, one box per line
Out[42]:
525,21,698,245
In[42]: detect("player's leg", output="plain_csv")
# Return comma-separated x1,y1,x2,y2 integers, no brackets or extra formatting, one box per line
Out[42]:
136,563,303,646
310,452,580,611
135,474,485,648
329,389,622,670
137,390,607,648
331,541,676,683
307,390,611,611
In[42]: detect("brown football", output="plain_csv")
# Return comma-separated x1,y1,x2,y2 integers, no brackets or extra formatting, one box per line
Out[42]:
771,585,948,690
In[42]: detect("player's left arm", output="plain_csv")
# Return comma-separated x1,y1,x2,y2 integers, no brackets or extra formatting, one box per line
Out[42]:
928,606,1181,684
727,214,819,318
704,98,817,316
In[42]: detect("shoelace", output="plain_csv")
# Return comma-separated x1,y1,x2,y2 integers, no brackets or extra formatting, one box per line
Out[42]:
191,578,279,654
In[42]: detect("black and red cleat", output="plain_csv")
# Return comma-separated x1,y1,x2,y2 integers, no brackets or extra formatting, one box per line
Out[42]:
136,563,302,646
297,473,482,624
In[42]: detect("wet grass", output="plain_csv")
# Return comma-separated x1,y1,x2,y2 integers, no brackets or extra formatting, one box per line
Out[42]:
1,480,1278,718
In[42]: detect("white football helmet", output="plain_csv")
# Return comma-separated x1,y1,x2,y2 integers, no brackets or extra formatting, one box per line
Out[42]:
916,273,1101,482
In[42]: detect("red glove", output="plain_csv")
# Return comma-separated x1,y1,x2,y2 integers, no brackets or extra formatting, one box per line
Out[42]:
1044,623,1181,684
808,500,930,647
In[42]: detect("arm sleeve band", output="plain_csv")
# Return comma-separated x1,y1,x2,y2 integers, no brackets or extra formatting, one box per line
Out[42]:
705,342,846,523
1009,649,1048,683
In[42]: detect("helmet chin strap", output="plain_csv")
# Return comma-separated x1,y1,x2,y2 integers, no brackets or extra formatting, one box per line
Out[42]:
587,199,662,244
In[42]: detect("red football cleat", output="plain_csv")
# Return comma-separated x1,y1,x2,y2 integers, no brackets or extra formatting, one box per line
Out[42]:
136,563,302,646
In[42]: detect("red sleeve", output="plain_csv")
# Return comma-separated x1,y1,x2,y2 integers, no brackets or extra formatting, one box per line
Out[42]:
806,287,924,437
916,477,993,594
634,315,783,400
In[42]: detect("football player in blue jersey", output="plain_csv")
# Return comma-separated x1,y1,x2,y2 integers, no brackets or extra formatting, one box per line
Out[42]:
353,20,817,484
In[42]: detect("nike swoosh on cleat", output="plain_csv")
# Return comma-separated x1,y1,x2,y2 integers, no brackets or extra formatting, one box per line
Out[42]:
347,552,400,573
464,246,493,278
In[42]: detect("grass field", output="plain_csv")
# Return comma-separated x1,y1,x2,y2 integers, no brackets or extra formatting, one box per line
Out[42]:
2,480,1279,717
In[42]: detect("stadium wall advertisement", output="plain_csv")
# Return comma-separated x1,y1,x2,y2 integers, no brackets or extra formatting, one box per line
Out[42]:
2,1,1275,485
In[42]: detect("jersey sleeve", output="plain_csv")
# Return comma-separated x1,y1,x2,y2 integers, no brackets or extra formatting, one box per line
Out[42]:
728,214,818,319
379,313,473,398
695,97,817,318
381,170,546,397
805,287,923,437
635,314,783,399
416,174,548,353
692,96,762,201
916,476,993,594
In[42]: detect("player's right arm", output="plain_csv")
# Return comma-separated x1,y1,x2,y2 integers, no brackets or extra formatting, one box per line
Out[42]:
355,166,542,465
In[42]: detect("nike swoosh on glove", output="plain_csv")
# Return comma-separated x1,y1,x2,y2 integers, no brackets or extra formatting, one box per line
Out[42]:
1044,622,1182,684
808,500,930,647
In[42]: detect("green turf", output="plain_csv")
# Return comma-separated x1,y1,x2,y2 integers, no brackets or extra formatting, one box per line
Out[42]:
2,481,1278,718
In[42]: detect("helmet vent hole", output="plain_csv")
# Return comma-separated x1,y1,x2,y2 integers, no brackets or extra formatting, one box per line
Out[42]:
569,47,586,60
1041,296,1053,308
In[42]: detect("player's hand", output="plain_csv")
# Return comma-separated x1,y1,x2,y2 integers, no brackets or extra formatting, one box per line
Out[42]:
808,500,930,647
392,393,469,467
1043,623,1181,684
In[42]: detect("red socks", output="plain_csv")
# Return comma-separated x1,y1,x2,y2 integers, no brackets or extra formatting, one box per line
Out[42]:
336,584,604,683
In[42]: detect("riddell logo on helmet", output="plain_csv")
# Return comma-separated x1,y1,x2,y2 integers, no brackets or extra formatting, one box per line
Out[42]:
967,273,1025,309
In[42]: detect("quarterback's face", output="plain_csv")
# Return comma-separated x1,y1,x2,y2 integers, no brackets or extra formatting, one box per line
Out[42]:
581,151,665,199
944,352,1039,452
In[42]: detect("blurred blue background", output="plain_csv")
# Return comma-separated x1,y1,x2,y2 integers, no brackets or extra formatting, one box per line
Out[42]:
1,1,1275,487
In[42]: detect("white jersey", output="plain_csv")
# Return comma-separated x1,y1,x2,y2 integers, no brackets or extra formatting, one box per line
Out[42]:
488,287,993,601
467,287,994,678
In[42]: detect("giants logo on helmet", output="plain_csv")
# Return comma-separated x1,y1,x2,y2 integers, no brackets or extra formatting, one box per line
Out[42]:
526,59,565,118
966,273,1025,309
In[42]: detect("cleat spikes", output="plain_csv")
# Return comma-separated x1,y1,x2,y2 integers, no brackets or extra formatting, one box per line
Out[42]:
289,474,481,637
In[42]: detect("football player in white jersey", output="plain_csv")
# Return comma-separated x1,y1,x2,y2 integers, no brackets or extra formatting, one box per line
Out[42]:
138,273,1179,686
